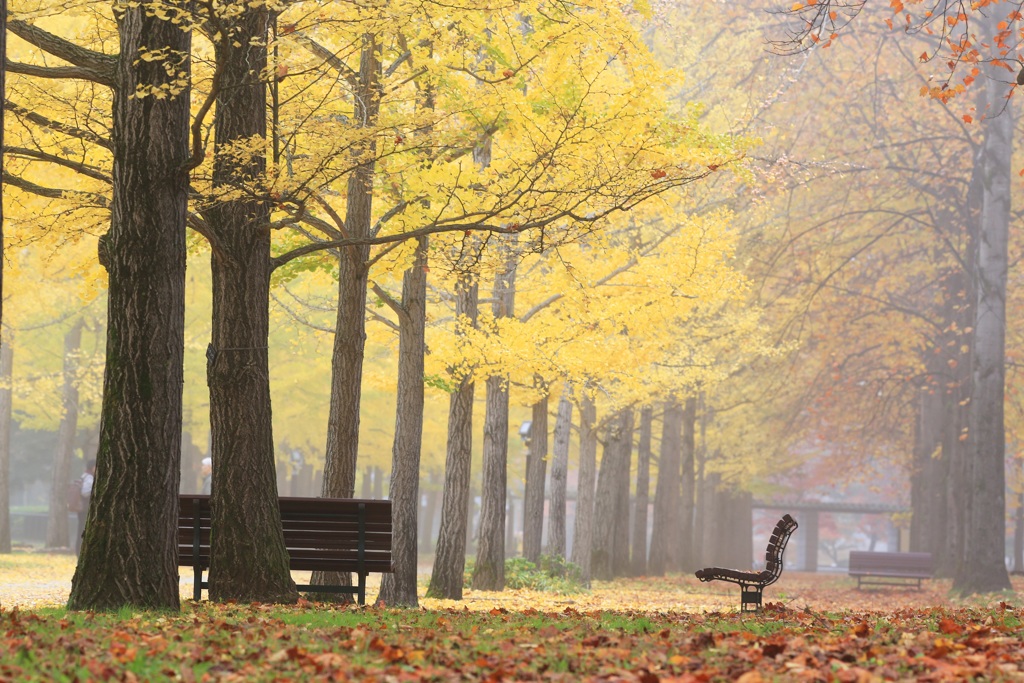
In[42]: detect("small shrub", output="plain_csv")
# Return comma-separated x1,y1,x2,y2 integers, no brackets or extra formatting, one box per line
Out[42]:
465,555,588,595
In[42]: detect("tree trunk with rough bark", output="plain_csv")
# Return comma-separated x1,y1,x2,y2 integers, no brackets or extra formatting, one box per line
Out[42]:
523,393,549,563
377,237,428,608
570,394,597,583
428,280,479,599
47,319,83,550
546,391,572,559
648,399,682,575
0,338,11,554
678,397,696,572
68,6,189,611
204,7,296,604
471,250,516,590
316,33,381,596
631,406,652,576
955,31,1014,594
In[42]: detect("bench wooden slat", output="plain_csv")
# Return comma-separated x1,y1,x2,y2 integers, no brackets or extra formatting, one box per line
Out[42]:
695,514,798,612
848,551,932,589
178,494,393,604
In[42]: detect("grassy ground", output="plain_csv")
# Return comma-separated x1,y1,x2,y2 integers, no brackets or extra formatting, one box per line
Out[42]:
3,552,1024,681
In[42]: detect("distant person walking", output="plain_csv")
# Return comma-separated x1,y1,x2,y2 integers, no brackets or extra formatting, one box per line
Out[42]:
201,457,212,495
76,459,95,555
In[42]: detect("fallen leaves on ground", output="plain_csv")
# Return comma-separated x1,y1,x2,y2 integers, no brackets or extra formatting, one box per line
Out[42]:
3,553,1024,681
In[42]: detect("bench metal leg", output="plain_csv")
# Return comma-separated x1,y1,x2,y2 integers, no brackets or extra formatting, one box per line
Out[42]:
741,585,763,612
358,573,366,605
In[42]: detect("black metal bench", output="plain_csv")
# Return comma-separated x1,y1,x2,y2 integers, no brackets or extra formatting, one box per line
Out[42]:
695,514,798,612
848,550,932,589
179,495,393,604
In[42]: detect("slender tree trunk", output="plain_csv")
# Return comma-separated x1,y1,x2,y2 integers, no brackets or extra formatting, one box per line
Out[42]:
612,409,634,578
314,33,382,596
471,250,516,590
0,337,11,554
570,394,597,583
68,6,189,611
693,401,707,566
592,410,631,580
377,237,428,608
546,391,572,559
422,484,440,552
46,320,84,550
955,26,1013,594
679,397,696,572
631,406,652,577
523,392,549,563
428,280,479,599
204,7,295,603
648,399,682,575
1014,471,1024,573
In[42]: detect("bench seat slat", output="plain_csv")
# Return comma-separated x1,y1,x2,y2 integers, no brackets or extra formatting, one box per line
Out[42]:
178,494,393,604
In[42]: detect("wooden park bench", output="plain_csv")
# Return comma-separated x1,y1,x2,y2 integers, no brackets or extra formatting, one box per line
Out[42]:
695,514,799,612
848,550,932,589
179,495,393,604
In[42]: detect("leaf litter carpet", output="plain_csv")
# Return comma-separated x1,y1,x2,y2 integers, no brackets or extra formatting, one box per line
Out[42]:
4,553,1024,681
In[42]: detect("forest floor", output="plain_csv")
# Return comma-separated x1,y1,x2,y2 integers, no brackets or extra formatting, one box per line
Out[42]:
3,551,1024,680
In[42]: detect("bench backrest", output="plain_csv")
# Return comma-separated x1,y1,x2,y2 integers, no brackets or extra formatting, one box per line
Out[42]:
763,514,798,585
178,495,393,574
848,550,932,576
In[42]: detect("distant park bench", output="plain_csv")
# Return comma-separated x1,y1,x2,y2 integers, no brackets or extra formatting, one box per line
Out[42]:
848,550,932,589
695,514,799,612
179,495,393,604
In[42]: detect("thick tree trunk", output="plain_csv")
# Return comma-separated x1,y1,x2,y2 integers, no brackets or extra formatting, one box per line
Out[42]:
546,391,572,559
205,7,296,604
377,237,428,608
631,406,652,576
471,251,516,590
46,319,83,550
523,393,549,563
0,338,11,554
570,394,597,583
592,410,632,580
954,53,1014,593
679,397,696,572
68,7,189,611
313,34,382,596
648,399,683,575
428,279,478,599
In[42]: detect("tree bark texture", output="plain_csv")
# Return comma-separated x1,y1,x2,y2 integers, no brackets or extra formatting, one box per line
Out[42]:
204,7,296,603
523,392,549,564
46,319,83,550
0,339,11,554
68,6,189,611
471,249,516,591
570,394,597,583
631,406,652,577
546,390,572,559
678,397,696,572
315,33,381,595
648,399,682,575
955,38,1014,594
591,410,632,580
428,279,479,599
377,237,428,608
